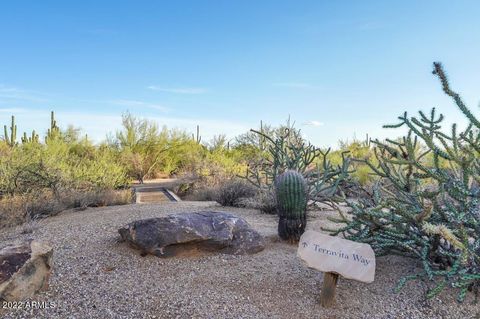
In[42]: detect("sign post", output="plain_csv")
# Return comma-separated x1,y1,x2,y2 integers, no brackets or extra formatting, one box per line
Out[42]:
297,230,376,308
320,272,339,307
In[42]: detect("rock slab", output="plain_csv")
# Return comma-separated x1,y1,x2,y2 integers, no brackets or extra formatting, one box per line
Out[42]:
0,241,53,301
298,230,375,283
119,211,265,257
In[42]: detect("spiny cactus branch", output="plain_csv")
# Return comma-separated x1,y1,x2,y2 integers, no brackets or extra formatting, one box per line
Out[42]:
329,62,480,302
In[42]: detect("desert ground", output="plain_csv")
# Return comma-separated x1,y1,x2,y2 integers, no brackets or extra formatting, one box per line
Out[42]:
1,202,479,319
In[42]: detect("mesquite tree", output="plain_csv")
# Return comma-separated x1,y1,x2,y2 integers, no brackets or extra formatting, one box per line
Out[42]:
328,62,480,302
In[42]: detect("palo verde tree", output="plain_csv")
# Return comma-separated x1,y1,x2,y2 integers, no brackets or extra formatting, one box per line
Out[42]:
114,112,190,183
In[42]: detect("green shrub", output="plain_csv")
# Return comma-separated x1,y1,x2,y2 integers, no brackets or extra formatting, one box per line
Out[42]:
0,114,131,227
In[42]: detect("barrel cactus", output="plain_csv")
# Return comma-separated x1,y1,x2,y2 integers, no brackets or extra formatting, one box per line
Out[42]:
275,170,307,241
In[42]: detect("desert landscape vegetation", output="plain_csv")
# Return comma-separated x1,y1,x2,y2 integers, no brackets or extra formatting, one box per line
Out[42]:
1,2,480,319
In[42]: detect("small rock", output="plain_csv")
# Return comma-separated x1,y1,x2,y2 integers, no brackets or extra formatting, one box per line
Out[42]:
0,240,53,301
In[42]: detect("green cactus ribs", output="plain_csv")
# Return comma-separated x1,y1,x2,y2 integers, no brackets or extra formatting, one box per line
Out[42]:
275,170,307,242
4,115,17,147
45,111,60,143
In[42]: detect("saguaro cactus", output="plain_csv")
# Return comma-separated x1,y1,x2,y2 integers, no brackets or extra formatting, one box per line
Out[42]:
22,130,39,144
192,125,201,144
275,170,307,241
3,115,17,147
45,111,60,143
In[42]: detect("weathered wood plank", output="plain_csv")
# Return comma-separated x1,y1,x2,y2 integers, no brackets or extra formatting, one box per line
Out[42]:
320,272,339,308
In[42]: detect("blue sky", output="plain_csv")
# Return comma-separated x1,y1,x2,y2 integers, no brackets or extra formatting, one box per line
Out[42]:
1,1,480,147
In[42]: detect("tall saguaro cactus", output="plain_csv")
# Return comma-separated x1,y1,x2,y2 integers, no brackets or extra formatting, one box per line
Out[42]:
3,115,17,147
192,125,201,144
275,170,307,242
45,111,60,143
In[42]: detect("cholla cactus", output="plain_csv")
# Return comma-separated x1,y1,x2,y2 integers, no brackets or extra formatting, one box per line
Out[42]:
246,124,319,189
275,170,307,241
328,62,480,302
246,121,352,209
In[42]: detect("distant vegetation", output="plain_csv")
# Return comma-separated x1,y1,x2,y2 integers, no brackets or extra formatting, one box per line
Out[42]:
0,111,255,226
0,109,378,228
1,104,369,223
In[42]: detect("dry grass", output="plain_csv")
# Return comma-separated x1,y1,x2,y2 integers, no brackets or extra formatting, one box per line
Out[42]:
183,186,218,201
60,188,132,208
214,179,256,207
0,195,30,229
238,189,277,214
184,179,257,207
0,188,132,229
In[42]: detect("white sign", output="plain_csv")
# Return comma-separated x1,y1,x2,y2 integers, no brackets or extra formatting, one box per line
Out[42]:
297,230,375,283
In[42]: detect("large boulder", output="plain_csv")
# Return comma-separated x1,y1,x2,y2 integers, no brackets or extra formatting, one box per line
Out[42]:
0,241,53,301
119,211,265,257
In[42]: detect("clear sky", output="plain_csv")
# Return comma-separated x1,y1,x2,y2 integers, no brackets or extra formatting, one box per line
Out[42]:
1,1,479,147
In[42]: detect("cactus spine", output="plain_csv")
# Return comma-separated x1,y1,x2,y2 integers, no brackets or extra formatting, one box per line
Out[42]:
275,170,307,241
3,115,17,147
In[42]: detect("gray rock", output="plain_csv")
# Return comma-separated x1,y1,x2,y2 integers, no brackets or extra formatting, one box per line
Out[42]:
0,241,53,301
118,211,265,257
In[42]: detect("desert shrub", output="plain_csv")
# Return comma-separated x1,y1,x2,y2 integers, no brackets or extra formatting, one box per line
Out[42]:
59,188,132,209
214,179,256,207
175,136,250,201
188,148,247,184
0,195,30,228
0,191,65,228
328,62,480,302
183,179,256,206
1,129,129,196
0,188,132,228
184,186,218,202
0,113,131,227
238,189,277,214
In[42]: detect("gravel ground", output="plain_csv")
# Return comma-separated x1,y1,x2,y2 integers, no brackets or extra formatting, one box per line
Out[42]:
1,201,479,319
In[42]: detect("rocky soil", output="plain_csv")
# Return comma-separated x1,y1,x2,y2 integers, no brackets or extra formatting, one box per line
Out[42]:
1,201,479,319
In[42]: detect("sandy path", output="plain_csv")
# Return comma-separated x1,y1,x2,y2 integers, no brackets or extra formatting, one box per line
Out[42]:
0,202,478,319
